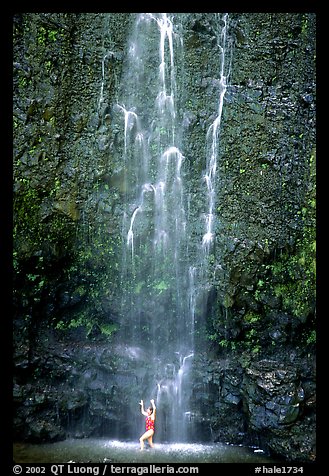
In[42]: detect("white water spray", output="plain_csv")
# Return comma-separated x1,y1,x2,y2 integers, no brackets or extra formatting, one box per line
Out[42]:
113,13,232,443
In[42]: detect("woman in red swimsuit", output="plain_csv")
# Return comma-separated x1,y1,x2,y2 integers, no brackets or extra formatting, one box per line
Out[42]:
139,399,156,451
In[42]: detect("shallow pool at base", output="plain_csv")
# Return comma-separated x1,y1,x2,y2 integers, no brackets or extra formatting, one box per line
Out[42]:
13,438,282,464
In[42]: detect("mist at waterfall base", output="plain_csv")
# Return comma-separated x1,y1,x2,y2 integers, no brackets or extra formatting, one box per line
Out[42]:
13,439,281,463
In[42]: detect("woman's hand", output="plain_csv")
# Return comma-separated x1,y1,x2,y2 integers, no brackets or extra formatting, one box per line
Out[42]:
139,400,143,406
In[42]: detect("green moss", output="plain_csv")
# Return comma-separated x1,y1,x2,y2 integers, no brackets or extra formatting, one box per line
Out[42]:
261,236,315,320
153,280,169,293
243,311,261,324
99,323,118,337
37,26,47,46
223,293,234,308
55,313,118,339
14,184,42,243
37,26,59,46
252,149,316,322
305,329,316,345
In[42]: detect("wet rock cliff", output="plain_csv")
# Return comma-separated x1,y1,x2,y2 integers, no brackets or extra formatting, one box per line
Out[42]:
13,13,316,462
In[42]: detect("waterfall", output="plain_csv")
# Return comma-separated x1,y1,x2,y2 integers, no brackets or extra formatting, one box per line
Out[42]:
190,13,232,341
111,13,231,443
203,13,230,253
115,13,192,442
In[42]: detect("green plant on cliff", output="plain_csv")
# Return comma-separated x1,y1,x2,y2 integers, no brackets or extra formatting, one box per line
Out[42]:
272,152,315,321
55,312,118,339
253,151,316,323
272,231,315,320
14,182,42,246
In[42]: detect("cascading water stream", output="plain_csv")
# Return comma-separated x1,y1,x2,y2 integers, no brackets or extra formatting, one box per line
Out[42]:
203,13,230,253
112,12,232,443
115,13,193,442
189,13,232,344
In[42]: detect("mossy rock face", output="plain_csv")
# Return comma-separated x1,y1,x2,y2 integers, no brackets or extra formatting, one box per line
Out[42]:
13,12,316,330
13,12,129,334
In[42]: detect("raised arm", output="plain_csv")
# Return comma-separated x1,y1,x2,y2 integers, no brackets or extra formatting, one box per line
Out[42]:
150,399,156,420
139,399,148,416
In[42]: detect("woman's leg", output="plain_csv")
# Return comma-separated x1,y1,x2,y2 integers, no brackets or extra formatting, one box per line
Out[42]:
139,429,154,450
147,434,154,448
